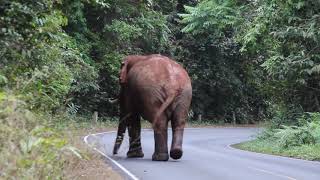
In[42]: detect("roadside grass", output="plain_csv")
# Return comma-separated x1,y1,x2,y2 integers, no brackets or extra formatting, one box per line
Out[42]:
61,122,122,180
233,113,320,161
233,139,320,161
0,93,122,179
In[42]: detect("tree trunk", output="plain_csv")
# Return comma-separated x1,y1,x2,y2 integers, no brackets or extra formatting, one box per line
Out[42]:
92,111,98,124
232,111,236,125
198,114,202,122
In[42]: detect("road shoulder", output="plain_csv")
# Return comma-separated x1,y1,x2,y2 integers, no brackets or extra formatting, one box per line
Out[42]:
64,125,123,180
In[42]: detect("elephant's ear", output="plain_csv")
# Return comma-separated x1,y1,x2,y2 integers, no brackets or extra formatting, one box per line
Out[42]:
119,61,128,84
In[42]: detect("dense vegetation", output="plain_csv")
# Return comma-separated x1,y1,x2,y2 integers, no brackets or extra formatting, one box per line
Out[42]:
1,0,320,178
235,112,320,160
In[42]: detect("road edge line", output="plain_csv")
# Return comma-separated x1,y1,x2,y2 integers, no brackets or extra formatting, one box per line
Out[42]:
81,128,200,180
247,166,297,180
227,143,320,165
83,132,139,180
83,127,263,180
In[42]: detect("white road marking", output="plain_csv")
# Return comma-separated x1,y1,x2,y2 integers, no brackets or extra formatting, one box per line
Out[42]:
227,144,320,165
248,166,298,180
83,131,139,180
82,128,200,180
85,128,317,180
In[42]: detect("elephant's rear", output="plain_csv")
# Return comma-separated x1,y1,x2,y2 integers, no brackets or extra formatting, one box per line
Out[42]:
127,55,192,121
114,54,191,161
117,54,192,161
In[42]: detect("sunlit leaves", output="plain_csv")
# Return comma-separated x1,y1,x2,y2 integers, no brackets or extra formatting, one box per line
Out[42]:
179,0,320,118
0,0,99,112
180,0,242,35
104,20,143,43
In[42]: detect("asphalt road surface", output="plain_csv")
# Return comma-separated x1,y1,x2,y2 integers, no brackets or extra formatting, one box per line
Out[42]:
85,128,320,180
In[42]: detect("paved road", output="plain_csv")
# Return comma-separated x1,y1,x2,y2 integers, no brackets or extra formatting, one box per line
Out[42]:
85,128,320,180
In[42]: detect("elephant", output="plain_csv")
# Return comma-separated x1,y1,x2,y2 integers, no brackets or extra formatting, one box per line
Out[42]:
112,54,192,161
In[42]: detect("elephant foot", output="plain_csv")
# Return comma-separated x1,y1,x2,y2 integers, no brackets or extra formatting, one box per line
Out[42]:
127,148,144,158
170,148,183,160
152,152,169,161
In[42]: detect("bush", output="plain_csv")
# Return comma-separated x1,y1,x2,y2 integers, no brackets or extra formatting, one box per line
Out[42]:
268,104,303,128
19,64,72,111
0,92,82,179
258,112,320,149
304,113,320,144
274,125,315,148
310,121,320,144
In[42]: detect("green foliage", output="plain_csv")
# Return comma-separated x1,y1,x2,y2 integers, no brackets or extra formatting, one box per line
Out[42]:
104,20,143,44
58,0,175,115
2,0,320,176
298,112,320,143
235,139,320,161
0,0,98,113
0,74,8,88
238,0,320,112
180,0,241,35
258,112,320,149
274,125,315,148
178,0,266,122
2,0,318,124
237,112,320,160
136,10,172,53
0,92,82,179
268,104,303,128
20,64,72,111
180,0,320,123
310,121,320,144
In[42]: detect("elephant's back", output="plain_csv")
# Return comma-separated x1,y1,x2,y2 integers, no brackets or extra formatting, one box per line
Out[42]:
127,56,191,90
126,55,192,121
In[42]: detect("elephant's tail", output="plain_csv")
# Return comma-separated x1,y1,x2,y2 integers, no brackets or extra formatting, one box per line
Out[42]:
154,93,176,123
113,112,131,155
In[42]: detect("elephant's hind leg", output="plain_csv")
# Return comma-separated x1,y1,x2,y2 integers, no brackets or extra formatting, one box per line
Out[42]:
127,114,144,158
170,104,188,160
152,114,169,161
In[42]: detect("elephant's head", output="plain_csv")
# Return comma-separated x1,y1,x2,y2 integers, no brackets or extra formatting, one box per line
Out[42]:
119,54,158,85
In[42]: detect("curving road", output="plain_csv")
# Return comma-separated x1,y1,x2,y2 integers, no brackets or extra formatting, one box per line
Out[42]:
85,128,320,180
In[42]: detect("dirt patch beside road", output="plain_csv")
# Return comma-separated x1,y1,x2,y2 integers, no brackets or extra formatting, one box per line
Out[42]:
62,124,122,180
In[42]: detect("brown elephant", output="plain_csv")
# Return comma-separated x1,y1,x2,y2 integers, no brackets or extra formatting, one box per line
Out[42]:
113,54,192,161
